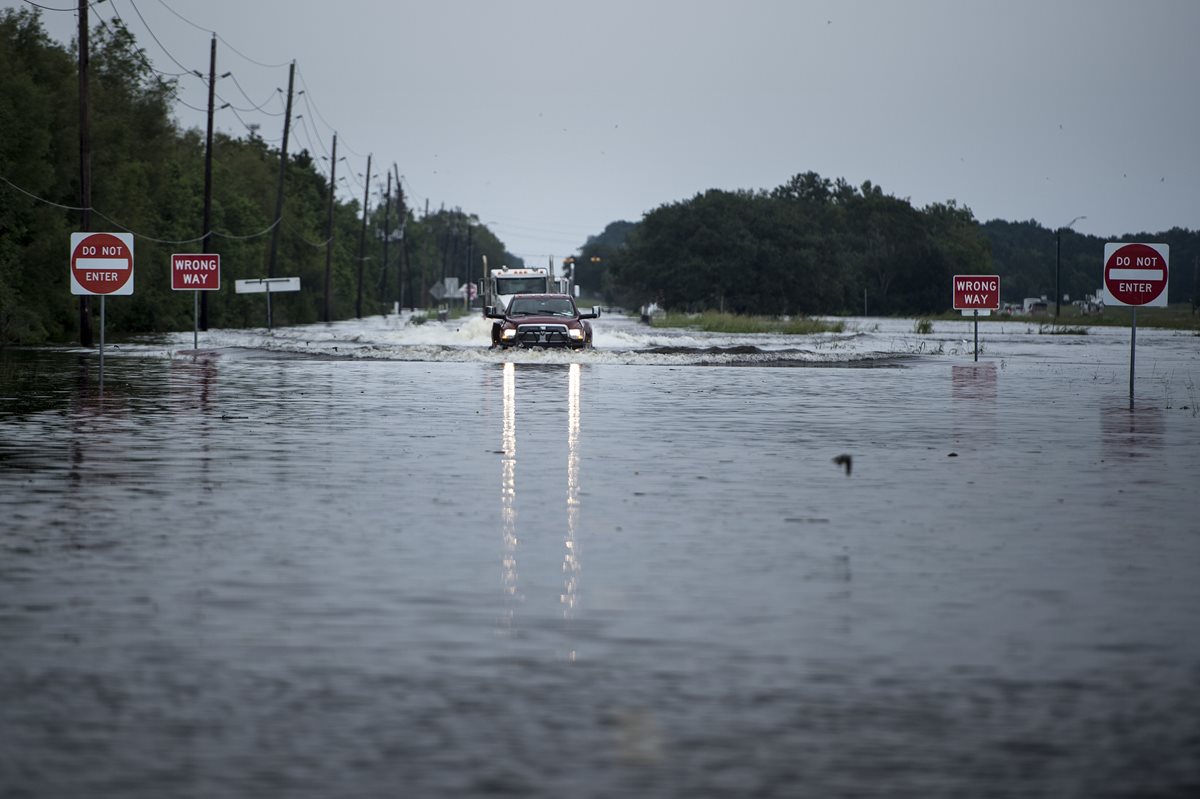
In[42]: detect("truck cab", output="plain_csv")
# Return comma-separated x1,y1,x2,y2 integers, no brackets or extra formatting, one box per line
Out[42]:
487,267,552,314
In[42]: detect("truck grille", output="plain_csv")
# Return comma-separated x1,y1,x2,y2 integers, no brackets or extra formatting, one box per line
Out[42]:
515,323,570,346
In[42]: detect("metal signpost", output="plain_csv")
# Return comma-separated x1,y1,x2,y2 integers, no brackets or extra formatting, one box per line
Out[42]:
235,277,301,330
171,253,221,350
952,274,1000,362
70,232,134,387
1102,243,1169,400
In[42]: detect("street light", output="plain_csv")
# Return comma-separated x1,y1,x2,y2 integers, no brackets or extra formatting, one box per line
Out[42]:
1055,215,1086,317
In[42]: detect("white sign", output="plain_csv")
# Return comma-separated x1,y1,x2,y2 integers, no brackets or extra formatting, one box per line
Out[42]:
235,277,300,294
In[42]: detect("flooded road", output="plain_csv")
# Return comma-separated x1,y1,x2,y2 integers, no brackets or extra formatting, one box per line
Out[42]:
2,313,1199,797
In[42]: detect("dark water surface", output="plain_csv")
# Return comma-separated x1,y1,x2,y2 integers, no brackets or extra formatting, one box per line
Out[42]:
2,324,1199,797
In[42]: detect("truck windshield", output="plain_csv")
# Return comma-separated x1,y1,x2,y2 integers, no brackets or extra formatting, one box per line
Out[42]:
509,297,575,316
494,277,547,295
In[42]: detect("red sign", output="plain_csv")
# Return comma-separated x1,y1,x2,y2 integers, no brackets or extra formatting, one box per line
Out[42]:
952,274,1000,310
1103,243,1169,307
70,232,134,296
171,253,221,291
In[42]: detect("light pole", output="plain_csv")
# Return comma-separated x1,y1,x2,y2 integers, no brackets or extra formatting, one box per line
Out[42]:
1055,215,1086,317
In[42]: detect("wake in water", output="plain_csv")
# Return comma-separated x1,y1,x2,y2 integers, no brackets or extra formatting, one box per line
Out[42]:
115,308,1185,368
128,311,925,367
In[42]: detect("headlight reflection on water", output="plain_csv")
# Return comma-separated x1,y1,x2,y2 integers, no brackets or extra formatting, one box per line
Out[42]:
563,364,582,659
500,362,519,630
497,362,584,659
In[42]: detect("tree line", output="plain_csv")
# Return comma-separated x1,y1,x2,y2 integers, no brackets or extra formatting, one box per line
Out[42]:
578,189,1199,318
0,9,517,344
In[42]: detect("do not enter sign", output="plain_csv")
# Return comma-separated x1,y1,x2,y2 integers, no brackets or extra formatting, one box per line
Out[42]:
70,232,134,296
1103,242,1168,307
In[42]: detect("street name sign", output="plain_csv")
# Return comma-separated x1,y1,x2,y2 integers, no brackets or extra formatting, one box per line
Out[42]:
70,232,134,295
235,277,300,294
171,253,221,291
1102,243,1168,307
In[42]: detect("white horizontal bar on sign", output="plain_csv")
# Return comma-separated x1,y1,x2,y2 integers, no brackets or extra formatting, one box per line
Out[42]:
1109,268,1164,281
76,258,129,271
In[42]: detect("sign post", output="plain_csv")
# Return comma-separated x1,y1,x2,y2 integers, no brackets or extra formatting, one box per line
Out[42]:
1102,243,1169,400
952,274,1000,362
235,277,301,330
71,232,135,387
172,253,221,350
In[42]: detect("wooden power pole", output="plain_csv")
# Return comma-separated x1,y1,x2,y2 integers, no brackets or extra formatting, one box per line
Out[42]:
394,164,406,310
323,133,337,323
355,153,372,318
381,170,392,306
200,34,218,330
77,0,92,347
267,61,295,279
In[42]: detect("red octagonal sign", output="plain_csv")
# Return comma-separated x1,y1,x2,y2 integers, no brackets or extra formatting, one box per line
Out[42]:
1103,242,1168,308
70,232,135,296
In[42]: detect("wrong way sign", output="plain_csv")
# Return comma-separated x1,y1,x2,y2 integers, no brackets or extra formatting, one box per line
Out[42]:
952,274,1000,312
1103,243,1168,307
171,253,220,291
70,232,134,295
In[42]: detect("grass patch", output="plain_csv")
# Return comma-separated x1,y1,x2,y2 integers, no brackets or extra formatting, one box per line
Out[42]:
1037,323,1088,335
651,311,844,335
913,318,934,334
921,304,1199,331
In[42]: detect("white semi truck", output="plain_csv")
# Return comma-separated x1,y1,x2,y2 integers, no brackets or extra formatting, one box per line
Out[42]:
485,266,553,313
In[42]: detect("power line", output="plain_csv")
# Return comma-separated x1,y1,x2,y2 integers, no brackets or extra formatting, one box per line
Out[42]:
122,0,196,76
154,0,211,34
0,173,284,243
294,66,335,135
21,1,87,11
216,33,289,69
91,11,191,79
222,73,283,114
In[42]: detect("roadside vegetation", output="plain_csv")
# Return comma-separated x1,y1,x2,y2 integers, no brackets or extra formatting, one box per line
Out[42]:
0,9,515,344
916,304,1199,331
649,312,844,335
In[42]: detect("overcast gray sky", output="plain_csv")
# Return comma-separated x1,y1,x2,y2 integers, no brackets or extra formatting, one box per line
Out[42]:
11,0,1200,262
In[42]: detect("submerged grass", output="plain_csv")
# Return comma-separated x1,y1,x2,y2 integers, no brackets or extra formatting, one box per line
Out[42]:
924,304,1200,331
651,311,844,335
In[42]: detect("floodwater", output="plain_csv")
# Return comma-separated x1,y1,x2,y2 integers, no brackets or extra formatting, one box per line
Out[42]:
2,313,1198,798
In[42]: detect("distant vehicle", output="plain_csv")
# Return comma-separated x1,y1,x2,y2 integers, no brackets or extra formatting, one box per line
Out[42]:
485,266,554,314
484,293,600,349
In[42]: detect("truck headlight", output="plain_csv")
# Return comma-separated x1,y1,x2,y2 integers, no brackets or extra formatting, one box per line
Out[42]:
567,328,584,340
501,328,517,340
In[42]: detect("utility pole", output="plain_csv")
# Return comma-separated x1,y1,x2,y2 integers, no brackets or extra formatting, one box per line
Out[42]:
1055,215,1086,318
381,170,392,308
77,0,92,347
200,34,218,331
356,153,372,318
1192,255,1198,315
267,61,295,279
323,132,337,322
393,164,406,311
465,223,473,310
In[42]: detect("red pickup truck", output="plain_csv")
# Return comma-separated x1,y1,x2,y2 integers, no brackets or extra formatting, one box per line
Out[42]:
484,293,600,349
